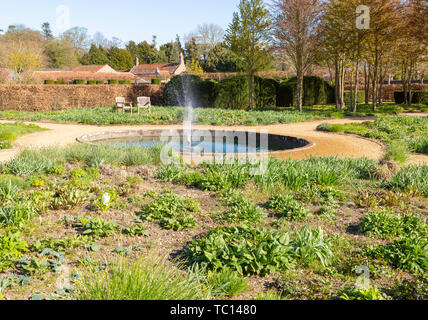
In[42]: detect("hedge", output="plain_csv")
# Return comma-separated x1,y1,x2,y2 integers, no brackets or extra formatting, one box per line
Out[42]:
87,80,97,85
119,80,132,84
163,74,333,109
108,79,119,84
151,78,161,85
73,79,86,85
44,80,55,85
344,91,365,104
394,91,428,104
277,76,335,107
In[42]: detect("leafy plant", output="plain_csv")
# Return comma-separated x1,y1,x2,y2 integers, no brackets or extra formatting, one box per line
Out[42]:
266,195,309,221
185,226,295,276
362,237,427,274
0,201,36,227
138,191,198,231
336,286,389,300
292,226,333,267
73,216,118,238
123,224,149,237
0,232,28,271
92,190,119,212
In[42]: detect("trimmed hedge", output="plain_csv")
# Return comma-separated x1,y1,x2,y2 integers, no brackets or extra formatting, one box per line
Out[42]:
87,80,97,85
277,76,335,107
44,80,55,85
344,91,365,104
151,78,161,85
73,79,86,85
394,91,428,104
119,80,132,84
108,79,119,84
163,74,333,109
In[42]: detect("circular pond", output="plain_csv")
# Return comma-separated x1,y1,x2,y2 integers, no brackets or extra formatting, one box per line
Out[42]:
77,129,311,154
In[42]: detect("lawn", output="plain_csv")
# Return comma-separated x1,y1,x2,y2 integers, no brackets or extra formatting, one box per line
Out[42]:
0,103,409,126
0,143,426,300
0,122,45,150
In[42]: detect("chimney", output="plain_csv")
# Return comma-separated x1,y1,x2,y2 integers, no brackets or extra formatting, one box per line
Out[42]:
134,55,139,67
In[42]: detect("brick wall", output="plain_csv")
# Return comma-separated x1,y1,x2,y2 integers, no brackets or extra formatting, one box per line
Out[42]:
0,84,164,111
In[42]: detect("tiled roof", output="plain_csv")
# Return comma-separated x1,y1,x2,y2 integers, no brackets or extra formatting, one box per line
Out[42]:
72,65,109,72
33,71,135,81
131,63,178,75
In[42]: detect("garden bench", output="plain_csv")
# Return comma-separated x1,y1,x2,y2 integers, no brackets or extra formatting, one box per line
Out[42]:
137,96,152,114
115,97,133,114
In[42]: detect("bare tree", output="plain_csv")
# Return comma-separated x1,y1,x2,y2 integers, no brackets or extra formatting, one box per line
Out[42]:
272,0,322,112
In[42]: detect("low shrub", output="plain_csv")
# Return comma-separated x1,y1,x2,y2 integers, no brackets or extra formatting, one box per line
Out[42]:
73,216,118,238
151,78,161,85
87,80,97,85
108,79,119,84
359,210,403,239
265,194,309,221
44,80,55,85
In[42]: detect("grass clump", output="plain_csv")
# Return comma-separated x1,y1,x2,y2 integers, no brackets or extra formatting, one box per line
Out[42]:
384,165,428,197
185,225,295,276
138,191,198,231
220,190,265,223
206,268,248,297
75,254,208,300
0,122,44,149
384,141,409,163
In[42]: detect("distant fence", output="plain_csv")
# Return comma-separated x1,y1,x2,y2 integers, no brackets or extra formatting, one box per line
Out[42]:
0,84,164,111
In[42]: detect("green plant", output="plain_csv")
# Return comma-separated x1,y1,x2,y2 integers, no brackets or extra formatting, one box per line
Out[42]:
385,165,428,197
185,226,295,275
362,237,427,274
73,216,118,238
206,268,248,296
108,79,119,84
73,79,86,85
0,201,36,227
138,191,198,231
123,224,149,237
221,191,265,223
266,195,309,221
384,140,409,163
359,210,403,239
75,254,208,300
47,165,66,176
92,190,119,212
336,286,389,300
388,276,428,300
51,185,90,210
292,226,333,267
151,78,161,85
0,232,28,271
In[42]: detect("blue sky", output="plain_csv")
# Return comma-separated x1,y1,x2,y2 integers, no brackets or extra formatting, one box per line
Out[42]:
0,0,241,46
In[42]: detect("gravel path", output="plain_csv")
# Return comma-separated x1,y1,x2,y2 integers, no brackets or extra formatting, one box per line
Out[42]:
1,118,427,165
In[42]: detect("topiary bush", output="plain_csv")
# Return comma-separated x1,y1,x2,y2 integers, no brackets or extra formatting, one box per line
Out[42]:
277,76,335,107
87,80,97,85
151,78,161,85
108,79,119,84
44,80,55,85
118,80,131,84
214,76,249,109
55,78,67,85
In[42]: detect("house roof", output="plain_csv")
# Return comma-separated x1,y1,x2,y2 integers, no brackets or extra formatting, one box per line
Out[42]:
72,65,110,72
33,71,135,81
131,63,178,75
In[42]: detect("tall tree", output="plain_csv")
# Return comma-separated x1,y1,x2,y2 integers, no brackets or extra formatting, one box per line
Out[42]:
44,39,78,68
61,27,90,56
225,0,271,110
81,44,109,65
108,47,134,70
41,22,53,41
272,0,322,112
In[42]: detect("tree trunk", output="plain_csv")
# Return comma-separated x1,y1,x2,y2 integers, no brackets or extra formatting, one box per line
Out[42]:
248,73,254,110
335,57,345,109
372,49,378,111
352,55,360,113
364,63,370,104
296,68,303,112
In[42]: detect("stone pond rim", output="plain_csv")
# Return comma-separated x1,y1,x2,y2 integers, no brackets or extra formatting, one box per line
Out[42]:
76,129,314,155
